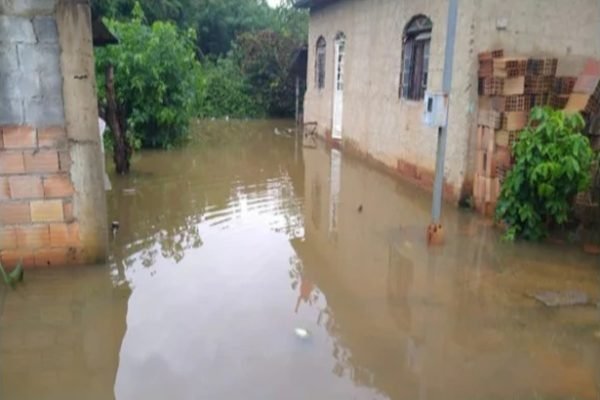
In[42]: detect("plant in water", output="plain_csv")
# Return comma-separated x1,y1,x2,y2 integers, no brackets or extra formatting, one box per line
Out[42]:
95,2,201,150
0,260,24,289
496,107,594,241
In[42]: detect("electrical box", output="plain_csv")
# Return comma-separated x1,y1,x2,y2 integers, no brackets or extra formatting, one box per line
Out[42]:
423,91,448,128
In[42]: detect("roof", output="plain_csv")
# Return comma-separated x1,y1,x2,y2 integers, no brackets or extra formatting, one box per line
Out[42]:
294,0,341,9
92,18,118,47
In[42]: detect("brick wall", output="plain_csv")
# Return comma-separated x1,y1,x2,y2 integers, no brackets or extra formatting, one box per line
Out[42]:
0,10,83,268
0,125,81,268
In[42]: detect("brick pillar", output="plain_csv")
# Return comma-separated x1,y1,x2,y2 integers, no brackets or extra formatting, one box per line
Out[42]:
0,0,107,268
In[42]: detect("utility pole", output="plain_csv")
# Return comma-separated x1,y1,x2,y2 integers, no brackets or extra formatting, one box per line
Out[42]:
295,75,300,126
431,0,459,224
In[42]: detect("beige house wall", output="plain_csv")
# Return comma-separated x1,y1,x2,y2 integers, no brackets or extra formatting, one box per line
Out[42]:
303,0,600,201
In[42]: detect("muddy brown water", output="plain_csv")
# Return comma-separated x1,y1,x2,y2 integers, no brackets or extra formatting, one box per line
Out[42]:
1,120,599,400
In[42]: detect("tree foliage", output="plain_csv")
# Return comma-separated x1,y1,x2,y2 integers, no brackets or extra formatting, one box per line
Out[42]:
496,107,594,241
196,58,262,119
233,29,300,116
93,0,308,157
95,4,201,149
92,0,307,57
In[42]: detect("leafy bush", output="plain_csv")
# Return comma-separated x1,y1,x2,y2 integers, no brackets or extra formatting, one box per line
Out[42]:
95,3,201,149
196,58,263,119
496,107,594,240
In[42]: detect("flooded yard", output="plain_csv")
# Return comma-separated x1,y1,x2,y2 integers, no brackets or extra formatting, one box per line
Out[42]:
1,120,599,400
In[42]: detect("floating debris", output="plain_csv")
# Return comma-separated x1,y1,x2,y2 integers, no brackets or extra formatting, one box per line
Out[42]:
528,290,590,307
123,188,136,196
294,328,310,339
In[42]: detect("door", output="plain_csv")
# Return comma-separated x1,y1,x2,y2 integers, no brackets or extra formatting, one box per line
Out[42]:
332,35,345,140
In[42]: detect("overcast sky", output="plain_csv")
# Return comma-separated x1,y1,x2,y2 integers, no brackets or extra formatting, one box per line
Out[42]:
267,0,283,7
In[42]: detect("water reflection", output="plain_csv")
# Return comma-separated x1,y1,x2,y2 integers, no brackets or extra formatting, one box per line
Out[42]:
107,120,305,284
328,148,341,237
1,120,599,400
299,139,600,400
0,268,129,399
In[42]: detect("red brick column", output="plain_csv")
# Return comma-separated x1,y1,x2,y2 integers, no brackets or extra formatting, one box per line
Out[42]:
0,125,81,268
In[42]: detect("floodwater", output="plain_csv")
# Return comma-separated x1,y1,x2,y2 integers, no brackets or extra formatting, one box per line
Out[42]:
1,120,600,400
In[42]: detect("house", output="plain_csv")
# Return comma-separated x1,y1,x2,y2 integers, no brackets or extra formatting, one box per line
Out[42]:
296,0,600,202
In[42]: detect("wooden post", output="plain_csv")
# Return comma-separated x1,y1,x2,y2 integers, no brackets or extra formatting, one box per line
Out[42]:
105,64,131,174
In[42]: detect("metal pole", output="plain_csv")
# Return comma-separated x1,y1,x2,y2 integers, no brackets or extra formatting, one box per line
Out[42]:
295,75,300,126
431,0,459,223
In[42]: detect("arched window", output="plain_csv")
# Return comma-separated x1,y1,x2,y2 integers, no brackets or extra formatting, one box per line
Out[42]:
315,36,326,89
400,15,432,100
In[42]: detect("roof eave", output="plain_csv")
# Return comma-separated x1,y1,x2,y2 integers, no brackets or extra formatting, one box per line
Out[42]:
294,0,341,9
92,18,118,47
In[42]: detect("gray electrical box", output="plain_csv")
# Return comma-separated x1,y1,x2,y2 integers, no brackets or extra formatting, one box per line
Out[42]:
423,91,448,128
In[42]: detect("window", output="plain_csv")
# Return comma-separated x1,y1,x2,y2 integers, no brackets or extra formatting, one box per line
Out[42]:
315,36,326,89
400,15,432,100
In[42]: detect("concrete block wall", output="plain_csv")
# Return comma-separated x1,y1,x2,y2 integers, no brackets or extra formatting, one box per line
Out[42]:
0,15,64,126
0,0,107,268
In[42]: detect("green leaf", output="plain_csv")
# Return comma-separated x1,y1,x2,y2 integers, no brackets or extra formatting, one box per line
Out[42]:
496,107,593,241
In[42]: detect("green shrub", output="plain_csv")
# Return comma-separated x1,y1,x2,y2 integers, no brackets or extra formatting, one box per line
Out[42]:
95,3,201,149
496,107,594,240
196,58,263,119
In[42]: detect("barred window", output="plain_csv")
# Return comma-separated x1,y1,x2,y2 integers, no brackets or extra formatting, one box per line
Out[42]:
400,16,432,100
315,36,326,90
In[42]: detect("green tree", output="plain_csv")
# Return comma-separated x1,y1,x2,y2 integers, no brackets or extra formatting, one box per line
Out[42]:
197,58,263,119
233,29,303,116
496,107,594,240
93,0,308,125
95,3,202,149
92,0,183,23
91,0,133,19
92,0,307,57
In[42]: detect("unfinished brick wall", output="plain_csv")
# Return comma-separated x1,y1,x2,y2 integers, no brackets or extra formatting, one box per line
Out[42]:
0,126,81,267
0,1,107,268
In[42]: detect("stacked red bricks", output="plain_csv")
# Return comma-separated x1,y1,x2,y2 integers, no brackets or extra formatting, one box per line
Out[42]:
0,125,81,268
475,50,562,216
565,59,600,125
